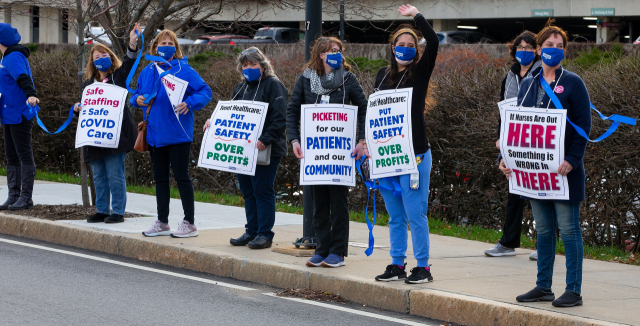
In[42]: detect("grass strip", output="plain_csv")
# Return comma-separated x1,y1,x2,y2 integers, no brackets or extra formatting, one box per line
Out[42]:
1,167,636,265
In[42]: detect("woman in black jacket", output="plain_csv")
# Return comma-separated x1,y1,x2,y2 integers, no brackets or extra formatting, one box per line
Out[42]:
72,23,141,223
203,47,288,249
286,36,368,268
369,4,438,284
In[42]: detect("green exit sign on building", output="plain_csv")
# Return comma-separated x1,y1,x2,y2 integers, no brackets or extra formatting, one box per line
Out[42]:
531,9,554,17
591,8,615,16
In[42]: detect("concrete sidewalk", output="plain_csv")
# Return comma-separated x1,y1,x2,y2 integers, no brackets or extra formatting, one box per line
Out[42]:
0,181,637,326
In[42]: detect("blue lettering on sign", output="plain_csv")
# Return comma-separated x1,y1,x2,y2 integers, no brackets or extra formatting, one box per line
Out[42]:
229,167,236,170
395,169,402,172
94,141,101,144
538,193,547,196
332,179,340,182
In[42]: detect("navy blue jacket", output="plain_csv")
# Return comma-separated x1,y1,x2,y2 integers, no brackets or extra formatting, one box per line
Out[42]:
517,66,591,203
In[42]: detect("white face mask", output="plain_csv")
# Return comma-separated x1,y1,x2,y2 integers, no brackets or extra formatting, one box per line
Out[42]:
396,58,413,66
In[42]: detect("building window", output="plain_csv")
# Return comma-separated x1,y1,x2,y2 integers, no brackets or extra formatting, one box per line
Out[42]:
62,9,69,43
31,6,39,43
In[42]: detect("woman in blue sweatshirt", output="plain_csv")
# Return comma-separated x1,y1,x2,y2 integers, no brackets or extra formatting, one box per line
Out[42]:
130,30,212,238
0,23,39,211
499,23,591,308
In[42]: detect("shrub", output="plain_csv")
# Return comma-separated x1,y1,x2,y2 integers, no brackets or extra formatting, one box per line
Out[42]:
573,44,624,69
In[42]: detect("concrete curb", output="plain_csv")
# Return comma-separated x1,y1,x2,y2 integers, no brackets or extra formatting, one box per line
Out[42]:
0,213,625,326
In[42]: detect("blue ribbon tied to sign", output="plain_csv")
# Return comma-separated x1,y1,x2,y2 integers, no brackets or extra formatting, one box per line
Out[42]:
539,77,636,142
29,104,75,135
355,157,401,256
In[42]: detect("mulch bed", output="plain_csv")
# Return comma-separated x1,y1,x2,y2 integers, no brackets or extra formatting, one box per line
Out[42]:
5,204,143,221
277,288,349,304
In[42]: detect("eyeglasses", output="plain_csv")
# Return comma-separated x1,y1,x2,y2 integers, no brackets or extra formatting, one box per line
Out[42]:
326,49,342,54
241,48,259,55
516,45,535,51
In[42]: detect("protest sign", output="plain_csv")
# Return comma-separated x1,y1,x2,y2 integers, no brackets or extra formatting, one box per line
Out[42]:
157,65,190,137
75,83,127,148
299,104,357,187
499,106,569,200
365,88,417,179
197,100,268,176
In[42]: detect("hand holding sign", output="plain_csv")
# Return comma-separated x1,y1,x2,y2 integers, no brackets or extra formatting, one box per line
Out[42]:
174,102,189,115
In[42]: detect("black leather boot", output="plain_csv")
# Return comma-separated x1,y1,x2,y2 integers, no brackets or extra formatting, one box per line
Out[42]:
9,165,35,211
230,233,256,246
0,165,21,210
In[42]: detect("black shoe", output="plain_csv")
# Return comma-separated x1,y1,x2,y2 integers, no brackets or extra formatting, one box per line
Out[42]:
248,235,272,249
0,165,21,210
375,263,408,282
405,267,433,284
104,214,124,223
87,213,109,223
230,233,256,246
516,287,555,302
552,291,583,307
8,165,35,211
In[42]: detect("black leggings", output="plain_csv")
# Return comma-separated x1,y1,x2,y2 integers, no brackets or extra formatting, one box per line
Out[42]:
150,142,194,224
3,116,35,167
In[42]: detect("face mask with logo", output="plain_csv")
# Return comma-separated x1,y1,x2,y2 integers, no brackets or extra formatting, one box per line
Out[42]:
157,46,176,61
242,67,262,82
325,53,343,69
94,56,112,72
540,47,564,67
394,46,417,65
515,51,535,66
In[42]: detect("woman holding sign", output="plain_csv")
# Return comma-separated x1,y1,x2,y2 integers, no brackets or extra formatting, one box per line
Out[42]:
485,31,541,259
286,36,368,268
72,23,141,224
131,30,213,238
203,47,288,249
369,4,438,284
0,23,40,210
499,22,591,307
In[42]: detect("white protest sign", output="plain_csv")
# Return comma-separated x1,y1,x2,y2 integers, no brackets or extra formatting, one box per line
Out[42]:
499,106,569,200
156,65,187,118
365,88,417,178
75,82,127,148
299,104,357,187
197,100,268,176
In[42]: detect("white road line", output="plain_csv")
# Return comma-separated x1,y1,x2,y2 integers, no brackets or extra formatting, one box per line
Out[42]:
0,238,255,291
262,293,432,326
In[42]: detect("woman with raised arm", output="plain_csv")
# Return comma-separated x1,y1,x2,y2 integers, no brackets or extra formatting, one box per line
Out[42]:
72,23,141,224
500,22,591,308
286,36,368,268
370,4,439,284
131,30,212,238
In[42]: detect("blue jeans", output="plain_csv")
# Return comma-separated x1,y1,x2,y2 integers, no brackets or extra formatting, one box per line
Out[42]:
379,150,432,267
530,199,583,294
237,157,280,240
90,152,127,216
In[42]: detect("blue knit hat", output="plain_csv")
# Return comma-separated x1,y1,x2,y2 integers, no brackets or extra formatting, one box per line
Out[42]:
0,23,21,47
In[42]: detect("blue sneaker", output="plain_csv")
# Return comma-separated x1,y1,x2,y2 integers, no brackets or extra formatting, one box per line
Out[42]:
321,254,345,268
306,254,325,267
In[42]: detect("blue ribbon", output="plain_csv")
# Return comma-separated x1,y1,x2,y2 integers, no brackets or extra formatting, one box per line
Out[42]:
539,77,636,142
355,157,402,256
124,31,144,94
141,54,172,105
30,104,74,134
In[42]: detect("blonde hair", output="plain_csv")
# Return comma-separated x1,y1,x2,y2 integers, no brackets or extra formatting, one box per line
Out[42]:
84,44,122,81
236,47,276,81
150,30,184,59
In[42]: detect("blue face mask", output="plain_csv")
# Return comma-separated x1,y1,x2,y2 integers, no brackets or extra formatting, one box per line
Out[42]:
540,47,564,67
515,51,535,66
394,46,417,64
94,56,112,72
242,67,262,82
325,53,343,69
157,46,176,61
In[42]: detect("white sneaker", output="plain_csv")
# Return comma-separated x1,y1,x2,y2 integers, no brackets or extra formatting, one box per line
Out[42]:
170,220,198,238
529,250,538,261
484,243,516,257
142,220,171,237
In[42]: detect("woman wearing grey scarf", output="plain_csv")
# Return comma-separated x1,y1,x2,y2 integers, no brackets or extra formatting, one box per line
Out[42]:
286,36,368,268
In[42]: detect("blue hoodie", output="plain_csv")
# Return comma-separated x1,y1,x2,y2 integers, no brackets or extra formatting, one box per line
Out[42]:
130,57,212,147
0,45,39,124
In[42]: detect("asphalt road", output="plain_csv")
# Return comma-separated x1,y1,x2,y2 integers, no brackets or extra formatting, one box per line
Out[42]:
0,234,447,326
